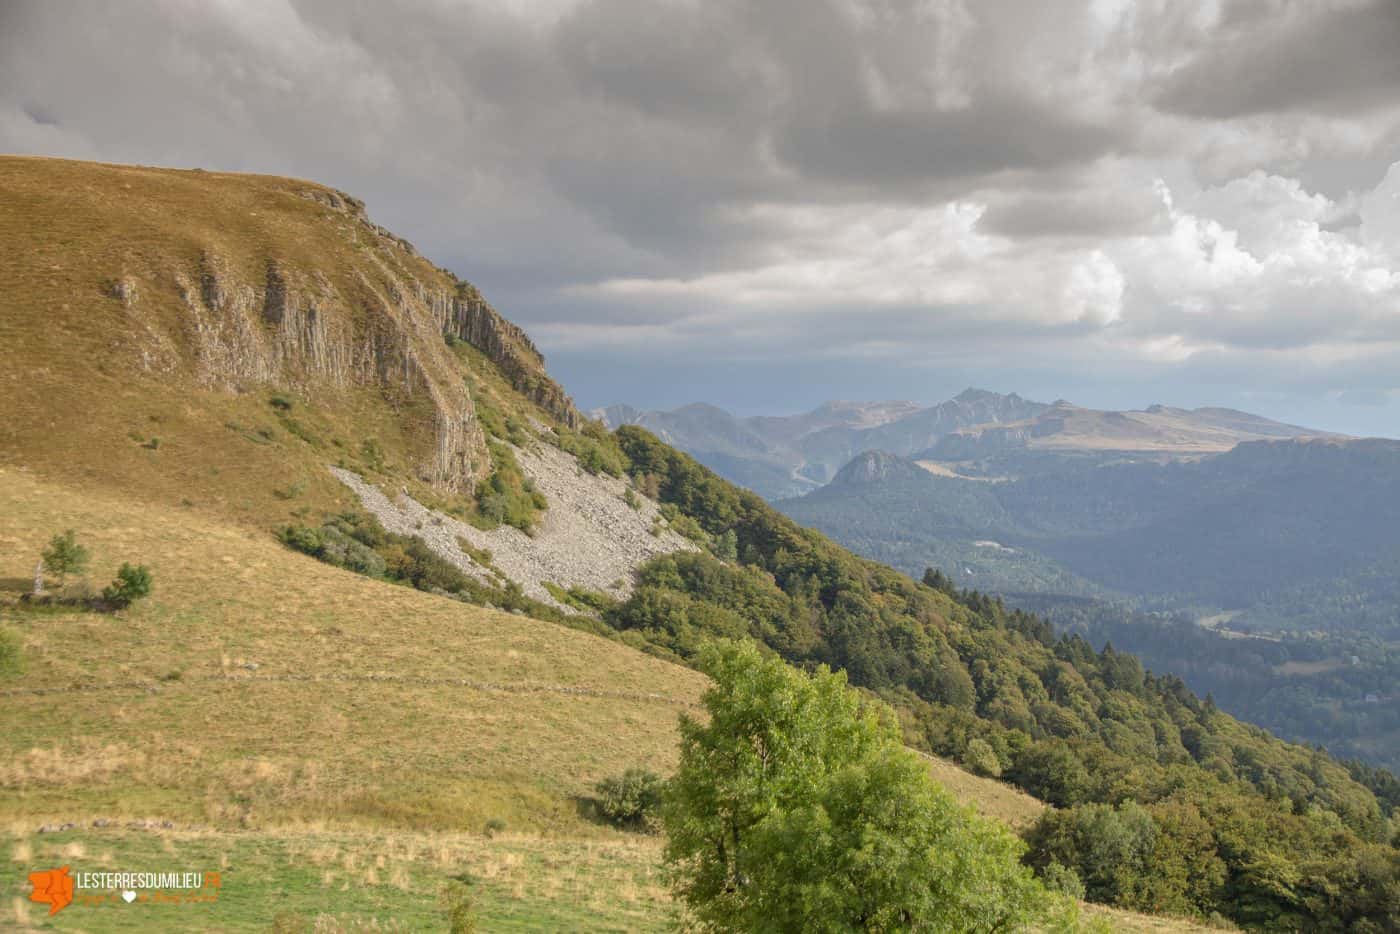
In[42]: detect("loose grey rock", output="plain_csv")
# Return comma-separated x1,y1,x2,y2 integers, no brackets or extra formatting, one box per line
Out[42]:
331,442,697,605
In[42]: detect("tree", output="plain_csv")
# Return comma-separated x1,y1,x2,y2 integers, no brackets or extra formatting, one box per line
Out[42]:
102,563,153,609
664,639,1050,932
41,529,89,585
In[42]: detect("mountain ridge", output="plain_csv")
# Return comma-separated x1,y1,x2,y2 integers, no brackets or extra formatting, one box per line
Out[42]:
596,389,1339,498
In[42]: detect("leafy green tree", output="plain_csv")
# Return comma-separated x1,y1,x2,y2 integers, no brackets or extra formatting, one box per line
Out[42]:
715,529,739,562
102,563,153,609
1009,741,1093,807
664,640,1050,932
41,529,89,584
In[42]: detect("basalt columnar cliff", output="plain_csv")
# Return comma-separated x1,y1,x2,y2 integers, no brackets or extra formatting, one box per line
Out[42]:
1,155,577,506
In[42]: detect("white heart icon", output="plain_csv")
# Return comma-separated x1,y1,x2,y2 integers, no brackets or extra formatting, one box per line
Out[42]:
121,890,137,903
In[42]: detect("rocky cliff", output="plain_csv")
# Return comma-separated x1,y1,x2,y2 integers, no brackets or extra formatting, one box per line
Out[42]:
1,156,580,496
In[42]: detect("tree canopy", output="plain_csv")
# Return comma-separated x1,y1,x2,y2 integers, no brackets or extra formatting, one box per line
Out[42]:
664,640,1054,932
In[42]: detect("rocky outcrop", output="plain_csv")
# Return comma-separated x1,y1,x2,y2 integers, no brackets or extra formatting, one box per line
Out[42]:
161,249,487,489
332,442,697,604
430,280,582,429
108,179,588,492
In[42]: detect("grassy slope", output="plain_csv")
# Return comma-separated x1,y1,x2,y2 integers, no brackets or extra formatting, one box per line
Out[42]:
0,468,1217,931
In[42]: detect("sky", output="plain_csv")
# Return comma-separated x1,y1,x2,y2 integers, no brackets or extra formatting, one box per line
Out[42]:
3,0,1400,435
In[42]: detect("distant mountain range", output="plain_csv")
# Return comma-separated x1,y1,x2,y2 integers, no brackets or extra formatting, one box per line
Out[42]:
595,389,1332,499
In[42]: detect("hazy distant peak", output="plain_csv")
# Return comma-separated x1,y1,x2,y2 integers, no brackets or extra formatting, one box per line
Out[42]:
830,450,928,486
954,387,1013,404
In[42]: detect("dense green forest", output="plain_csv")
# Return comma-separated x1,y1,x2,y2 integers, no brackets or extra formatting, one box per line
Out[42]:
1016,594,1400,775
781,442,1400,781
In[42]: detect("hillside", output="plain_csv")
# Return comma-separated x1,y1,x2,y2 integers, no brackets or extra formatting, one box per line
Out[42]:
2,467,1201,932
3,156,1397,930
0,155,577,528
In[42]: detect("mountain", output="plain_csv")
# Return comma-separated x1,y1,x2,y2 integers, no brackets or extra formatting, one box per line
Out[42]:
922,398,1331,462
1,154,579,522
787,435,1400,618
787,451,1101,596
3,156,1396,930
598,390,1329,499
827,449,933,486
595,389,1043,498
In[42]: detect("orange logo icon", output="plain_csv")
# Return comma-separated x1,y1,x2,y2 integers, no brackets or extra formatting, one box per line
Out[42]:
29,865,75,915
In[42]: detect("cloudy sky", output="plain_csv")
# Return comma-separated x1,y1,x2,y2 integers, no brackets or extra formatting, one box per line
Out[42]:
4,0,1400,433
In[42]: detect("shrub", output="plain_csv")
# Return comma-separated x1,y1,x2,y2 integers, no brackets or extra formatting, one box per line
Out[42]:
1041,862,1086,900
438,879,477,933
279,525,325,557
965,737,1003,777
473,442,546,532
102,563,153,609
596,768,665,830
41,529,89,584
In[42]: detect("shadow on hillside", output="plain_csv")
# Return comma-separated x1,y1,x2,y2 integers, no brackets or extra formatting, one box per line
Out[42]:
0,577,33,594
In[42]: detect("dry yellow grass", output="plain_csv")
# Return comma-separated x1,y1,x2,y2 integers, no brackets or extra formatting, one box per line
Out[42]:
0,466,707,833
922,753,1047,830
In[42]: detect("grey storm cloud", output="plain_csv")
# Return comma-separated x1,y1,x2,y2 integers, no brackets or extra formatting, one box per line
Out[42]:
2,0,1399,433
1153,0,1400,119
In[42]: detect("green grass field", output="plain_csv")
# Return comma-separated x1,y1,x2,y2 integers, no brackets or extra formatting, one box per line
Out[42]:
5,827,675,932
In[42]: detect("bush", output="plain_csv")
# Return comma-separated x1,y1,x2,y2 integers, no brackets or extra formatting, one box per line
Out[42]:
1041,862,1086,900
41,529,89,584
102,563,153,609
279,525,324,557
965,737,1003,777
438,880,477,934
596,768,665,830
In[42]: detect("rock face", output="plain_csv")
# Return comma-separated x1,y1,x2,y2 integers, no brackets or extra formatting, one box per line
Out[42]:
83,169,581,494
430,280,581,429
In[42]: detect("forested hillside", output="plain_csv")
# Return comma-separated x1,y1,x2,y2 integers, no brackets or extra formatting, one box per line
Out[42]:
599,428,1400,928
